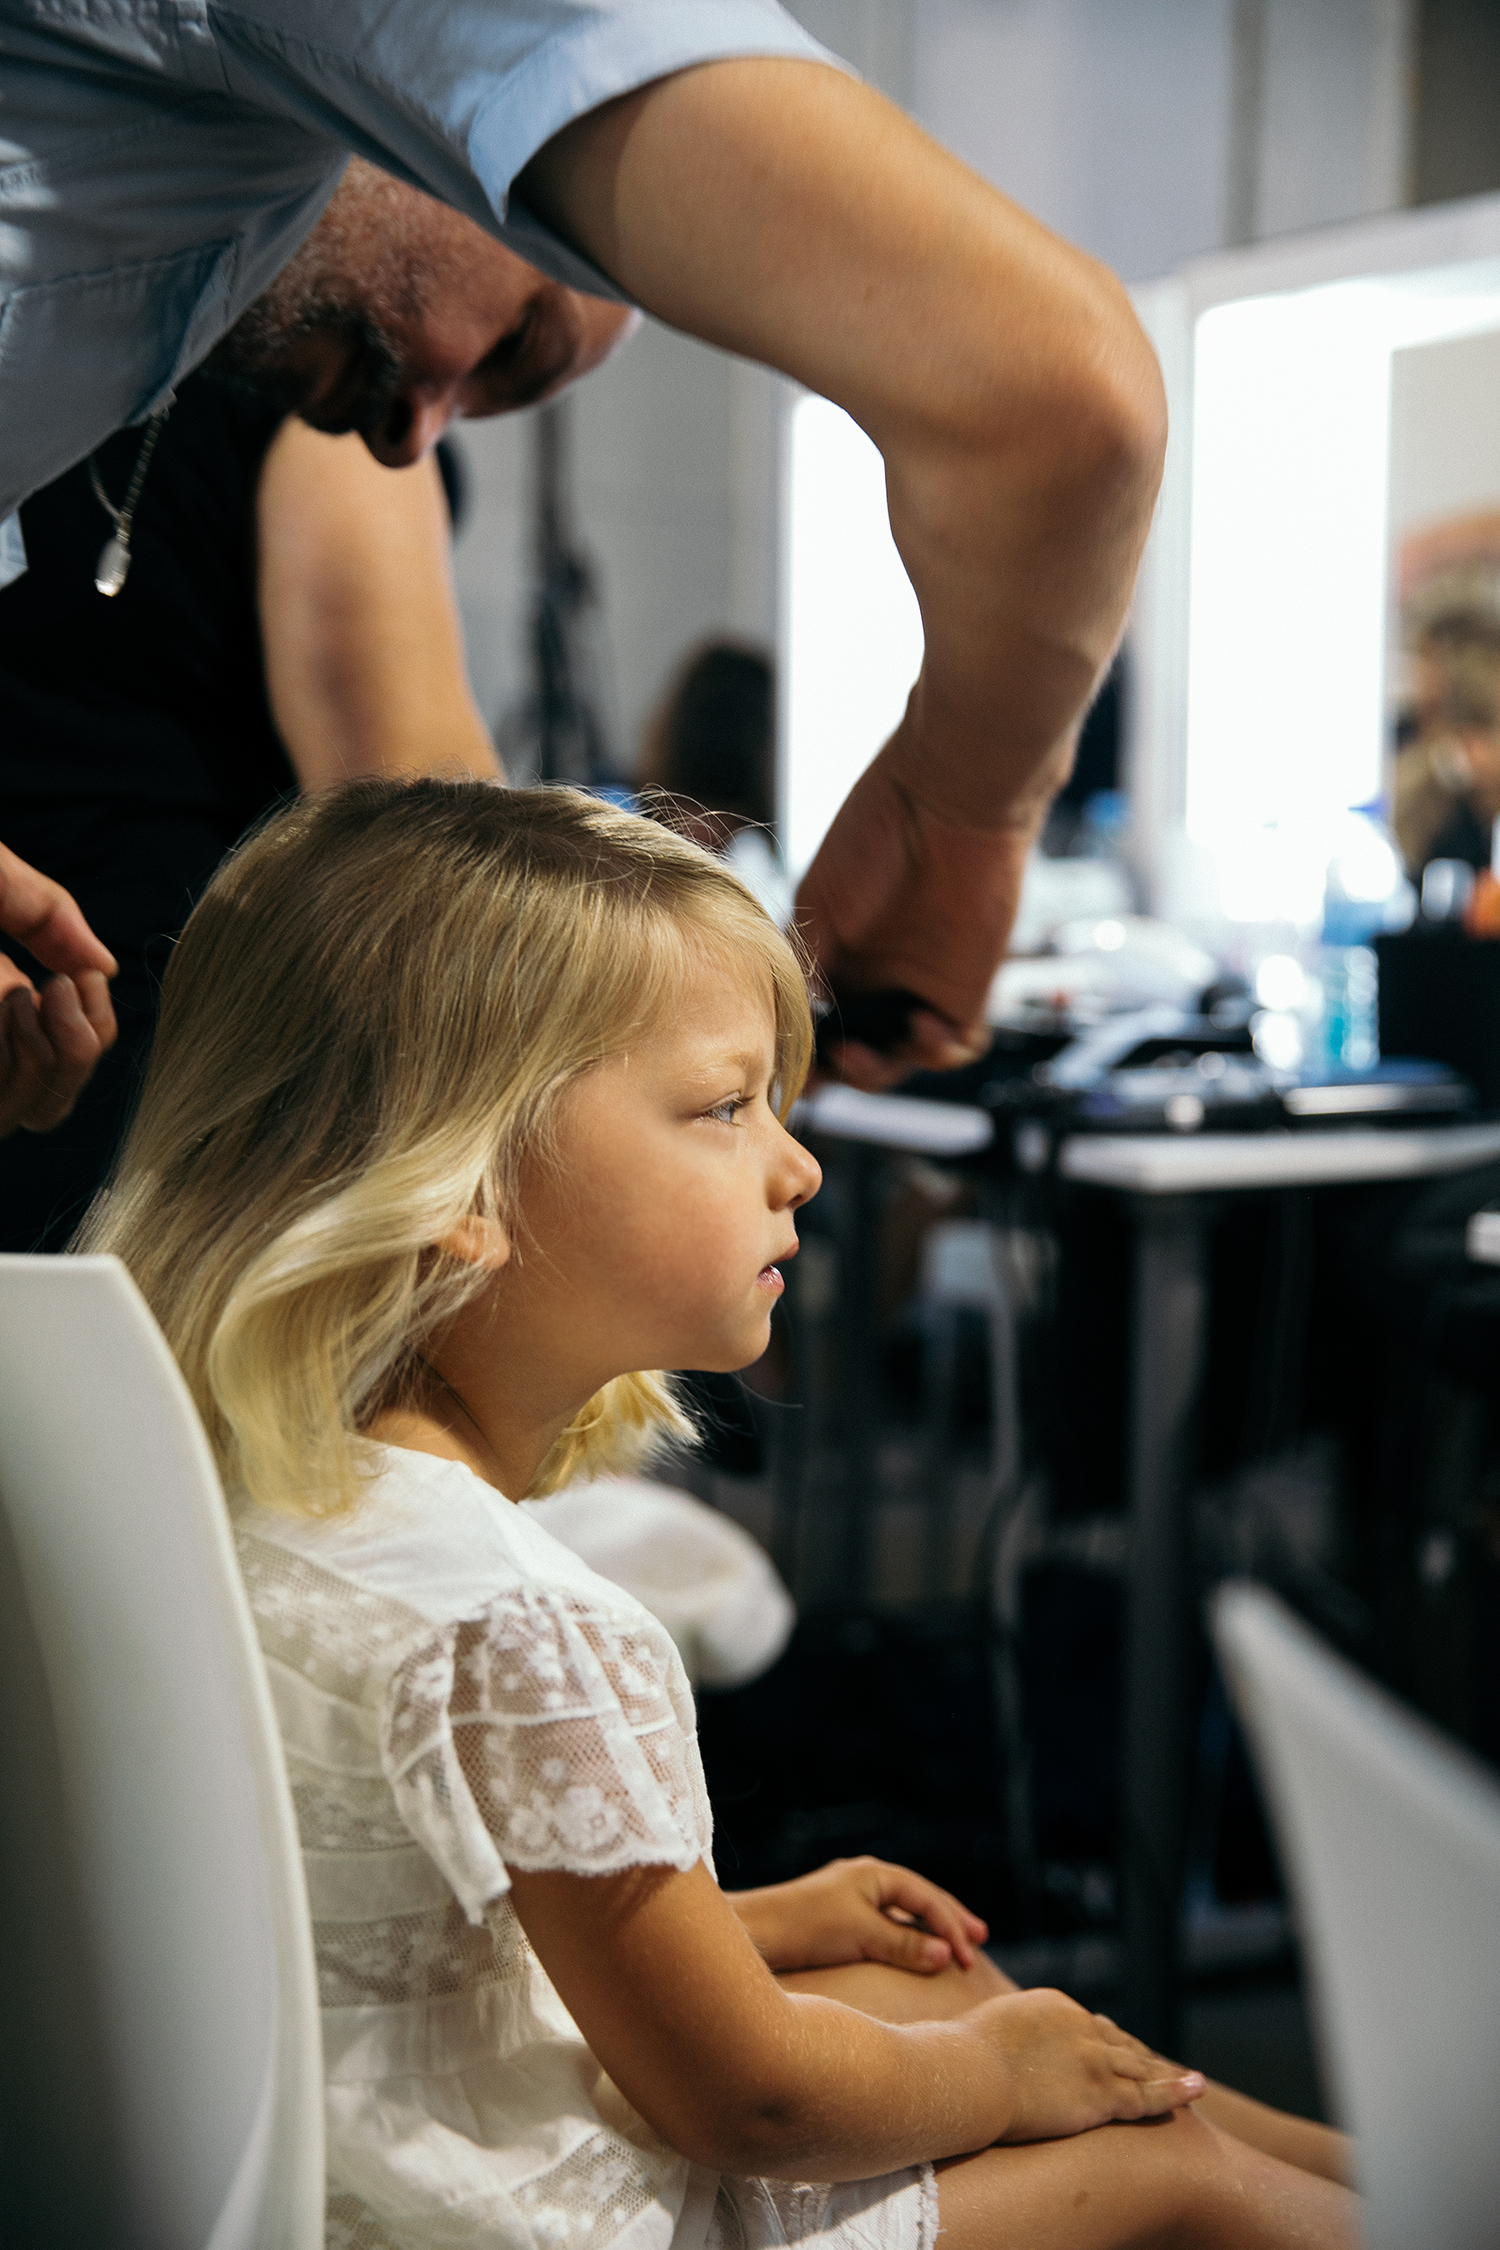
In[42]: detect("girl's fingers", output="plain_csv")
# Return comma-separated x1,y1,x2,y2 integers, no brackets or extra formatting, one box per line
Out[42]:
867,1864,988,1966
860,1908,952,1972
1093,2014,1165,2066
1098,2022,1203,2116
1131,2067,1204,2115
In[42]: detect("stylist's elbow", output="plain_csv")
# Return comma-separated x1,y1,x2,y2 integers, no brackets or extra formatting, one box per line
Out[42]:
1014,256,1167,534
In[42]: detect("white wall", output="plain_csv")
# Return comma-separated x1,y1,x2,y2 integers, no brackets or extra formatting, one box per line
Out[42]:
449,330,776,777
913,0,1237,283
911,0,1412,283
1254,0,1412,240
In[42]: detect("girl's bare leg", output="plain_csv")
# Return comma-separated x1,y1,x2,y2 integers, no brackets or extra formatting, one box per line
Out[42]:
1187,2080,1355,2188
778,1952,1013,2021
781,1959,1355,2185
935,2112,1360,2250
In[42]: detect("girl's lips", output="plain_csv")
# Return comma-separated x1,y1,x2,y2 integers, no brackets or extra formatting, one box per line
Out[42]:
756,1265,785,1291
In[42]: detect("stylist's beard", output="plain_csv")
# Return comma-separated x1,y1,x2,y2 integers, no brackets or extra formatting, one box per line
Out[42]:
201,296,406,440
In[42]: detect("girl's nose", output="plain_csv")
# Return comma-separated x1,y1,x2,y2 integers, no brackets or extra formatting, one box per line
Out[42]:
776,1127,821,1211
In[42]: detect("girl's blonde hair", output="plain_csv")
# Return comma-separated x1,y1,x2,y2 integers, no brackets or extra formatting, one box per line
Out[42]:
79,780,813,1515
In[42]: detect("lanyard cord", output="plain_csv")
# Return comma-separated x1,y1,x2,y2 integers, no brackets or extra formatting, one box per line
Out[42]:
87,402,172,596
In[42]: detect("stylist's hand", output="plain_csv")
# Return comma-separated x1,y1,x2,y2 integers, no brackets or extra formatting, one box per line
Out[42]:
728,1854,989,1975
0,842,117,1137
795,724,1039,1092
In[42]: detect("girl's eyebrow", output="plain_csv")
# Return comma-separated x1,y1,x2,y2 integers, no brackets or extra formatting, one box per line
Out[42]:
684,1043,774,1085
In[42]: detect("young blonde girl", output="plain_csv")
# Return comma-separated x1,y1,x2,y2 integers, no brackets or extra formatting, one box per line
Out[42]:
84,780,1359,2250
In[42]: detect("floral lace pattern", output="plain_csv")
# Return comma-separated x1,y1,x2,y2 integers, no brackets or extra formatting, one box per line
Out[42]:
288,1760,414,1855
381,1588,712,1920
236,1528,425,1703
513,2132,684,2250
313,1896,517,2008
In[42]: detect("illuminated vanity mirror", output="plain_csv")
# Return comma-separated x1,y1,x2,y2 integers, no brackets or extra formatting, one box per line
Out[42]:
1131,193,1500,937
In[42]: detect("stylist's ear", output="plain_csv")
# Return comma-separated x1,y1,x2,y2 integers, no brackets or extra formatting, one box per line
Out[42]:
437,1216,512,1270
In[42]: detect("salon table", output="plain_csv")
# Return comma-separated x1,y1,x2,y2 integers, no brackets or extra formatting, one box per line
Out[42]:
1060,1119,1500,2053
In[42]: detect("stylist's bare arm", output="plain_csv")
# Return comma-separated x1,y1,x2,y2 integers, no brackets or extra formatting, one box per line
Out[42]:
521,59,1167,1084
0,842,117,1137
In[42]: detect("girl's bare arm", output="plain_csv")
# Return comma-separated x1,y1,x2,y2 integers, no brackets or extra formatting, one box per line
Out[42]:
506,1859,1200,2179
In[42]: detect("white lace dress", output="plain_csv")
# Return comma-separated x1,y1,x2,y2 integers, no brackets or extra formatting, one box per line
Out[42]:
234,1447,937,2250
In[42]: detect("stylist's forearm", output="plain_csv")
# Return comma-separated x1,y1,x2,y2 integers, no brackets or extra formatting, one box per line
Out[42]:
520,58,1167,826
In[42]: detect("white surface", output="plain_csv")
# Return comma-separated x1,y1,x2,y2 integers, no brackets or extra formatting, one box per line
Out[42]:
1214,1584,1500,2250
795,1083,993,1156
1465,1206,1500,1264
780,393,924,879
0,1256,323,2249
999,913,1219,1016
528,1475,794,1689
1059,1120,1500,1193
453,337,783,761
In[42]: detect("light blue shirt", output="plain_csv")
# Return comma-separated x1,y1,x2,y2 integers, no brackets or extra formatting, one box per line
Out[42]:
0,0,829,582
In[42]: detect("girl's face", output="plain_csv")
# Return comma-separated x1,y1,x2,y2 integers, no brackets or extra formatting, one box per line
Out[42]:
504,953,822,1394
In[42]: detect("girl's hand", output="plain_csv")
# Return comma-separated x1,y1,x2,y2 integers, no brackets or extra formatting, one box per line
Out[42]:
728,1855,988,1974
974,1988,1204,2143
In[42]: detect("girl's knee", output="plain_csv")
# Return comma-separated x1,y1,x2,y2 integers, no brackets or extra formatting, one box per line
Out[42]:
1108,2108,1242,2243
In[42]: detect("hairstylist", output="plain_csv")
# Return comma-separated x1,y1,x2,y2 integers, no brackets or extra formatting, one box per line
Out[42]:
0,0,1167,1115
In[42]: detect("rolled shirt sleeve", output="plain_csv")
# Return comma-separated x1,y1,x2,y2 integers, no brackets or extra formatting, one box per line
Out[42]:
205,0,840,293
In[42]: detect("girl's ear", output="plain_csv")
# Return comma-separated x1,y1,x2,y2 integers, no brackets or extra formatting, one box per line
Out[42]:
436,1215,512,1270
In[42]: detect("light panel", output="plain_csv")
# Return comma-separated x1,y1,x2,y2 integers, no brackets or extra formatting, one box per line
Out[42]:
781,394,925,881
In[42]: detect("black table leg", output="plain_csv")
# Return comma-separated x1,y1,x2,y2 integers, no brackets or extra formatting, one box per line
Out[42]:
1120,1192,1213,2056
837,1141,880,1603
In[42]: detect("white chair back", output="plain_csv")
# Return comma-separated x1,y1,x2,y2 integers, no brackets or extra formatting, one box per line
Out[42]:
1213,1581,1500,2250
0,1254,322,2249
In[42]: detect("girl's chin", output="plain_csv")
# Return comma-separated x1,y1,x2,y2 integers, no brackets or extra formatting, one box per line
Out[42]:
703,1324,775,1377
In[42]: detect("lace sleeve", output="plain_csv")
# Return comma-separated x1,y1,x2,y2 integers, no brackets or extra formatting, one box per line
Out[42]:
380,1586,714,1922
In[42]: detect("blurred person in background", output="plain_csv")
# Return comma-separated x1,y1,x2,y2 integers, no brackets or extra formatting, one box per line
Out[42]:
1393,521,1500,878
639,639,788,925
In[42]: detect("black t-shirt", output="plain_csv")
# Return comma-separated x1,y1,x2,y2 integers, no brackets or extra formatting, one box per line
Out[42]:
0,373,297,1249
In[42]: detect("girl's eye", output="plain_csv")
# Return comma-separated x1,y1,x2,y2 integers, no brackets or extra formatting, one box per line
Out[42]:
705,1095,747,1126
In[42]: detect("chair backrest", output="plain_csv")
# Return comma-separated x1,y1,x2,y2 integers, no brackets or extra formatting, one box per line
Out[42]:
1213,1581,1500,2250
0,1255,322,2250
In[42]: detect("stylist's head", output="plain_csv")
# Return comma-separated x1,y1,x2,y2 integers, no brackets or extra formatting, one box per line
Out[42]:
206,158,634,464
